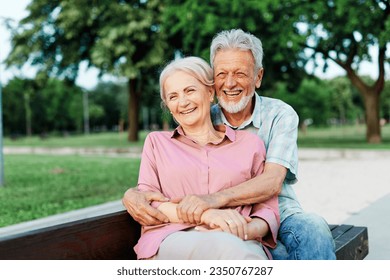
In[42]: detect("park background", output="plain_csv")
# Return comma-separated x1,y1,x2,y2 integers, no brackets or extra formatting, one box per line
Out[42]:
0,0,389,260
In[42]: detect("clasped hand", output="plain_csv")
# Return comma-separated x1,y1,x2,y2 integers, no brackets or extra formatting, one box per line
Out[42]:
197,208,251,240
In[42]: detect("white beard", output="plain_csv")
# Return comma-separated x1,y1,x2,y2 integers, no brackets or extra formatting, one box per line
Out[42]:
217,91,255,114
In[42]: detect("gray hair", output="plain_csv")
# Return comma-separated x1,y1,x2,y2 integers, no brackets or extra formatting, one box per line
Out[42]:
159,56,214,102
210,29,264,71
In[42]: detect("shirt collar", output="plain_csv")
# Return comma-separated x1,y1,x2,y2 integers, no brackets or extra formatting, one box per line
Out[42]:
219,93,261,129
171,124,236,143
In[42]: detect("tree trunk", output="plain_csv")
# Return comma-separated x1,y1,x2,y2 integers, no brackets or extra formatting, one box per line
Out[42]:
344,67,382,144
127,78,139,142
362,89,381,143
24,92,32,136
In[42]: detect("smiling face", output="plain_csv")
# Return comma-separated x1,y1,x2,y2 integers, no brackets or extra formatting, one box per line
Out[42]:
213,49,263,114
163,70,214,129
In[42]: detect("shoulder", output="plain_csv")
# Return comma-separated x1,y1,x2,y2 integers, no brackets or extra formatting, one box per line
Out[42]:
258,96,298,122
235,129,265,152
260,96,296,115
144,131,172,145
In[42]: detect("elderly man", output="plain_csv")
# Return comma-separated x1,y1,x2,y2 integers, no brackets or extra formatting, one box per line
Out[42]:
123,29,335,260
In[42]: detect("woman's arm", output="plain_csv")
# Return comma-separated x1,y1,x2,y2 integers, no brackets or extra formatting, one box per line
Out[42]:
158,202,250,241
157,202,182,223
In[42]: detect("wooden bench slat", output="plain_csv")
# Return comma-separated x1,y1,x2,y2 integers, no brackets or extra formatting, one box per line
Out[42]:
0,211,139,260
330,224,353,239
0,211,368,260
331,225,369,260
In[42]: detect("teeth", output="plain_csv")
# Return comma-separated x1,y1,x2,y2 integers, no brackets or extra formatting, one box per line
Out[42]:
181,108,196,114
224,90,241,96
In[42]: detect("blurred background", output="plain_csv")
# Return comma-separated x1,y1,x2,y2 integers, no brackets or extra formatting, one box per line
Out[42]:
0,0,389,259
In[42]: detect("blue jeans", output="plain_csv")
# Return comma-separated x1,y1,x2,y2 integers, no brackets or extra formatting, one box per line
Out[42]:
269,212,336,260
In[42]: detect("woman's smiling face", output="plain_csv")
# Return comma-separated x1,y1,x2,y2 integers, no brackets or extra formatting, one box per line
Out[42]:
164,70,214,128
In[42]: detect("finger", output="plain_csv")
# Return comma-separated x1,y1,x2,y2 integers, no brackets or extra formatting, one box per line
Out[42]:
226,212,247,240
136,214,164,226
133,203,169,225
194,226,222,232
192,206,205,224
146,192,170,203
194,225,209,231
144,206,169,223
178,198,197,224
185,204,199,224
169,197,183,203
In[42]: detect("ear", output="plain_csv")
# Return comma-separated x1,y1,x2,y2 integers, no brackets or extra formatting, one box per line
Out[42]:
255,68,264,88
208,86,215,102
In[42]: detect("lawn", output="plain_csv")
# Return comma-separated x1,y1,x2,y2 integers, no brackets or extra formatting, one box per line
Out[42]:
298,124,390,149
0,154,140,227
4,124,390,149
3,131,149,148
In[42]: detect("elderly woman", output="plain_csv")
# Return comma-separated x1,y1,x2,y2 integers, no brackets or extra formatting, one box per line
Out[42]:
134,56,279,260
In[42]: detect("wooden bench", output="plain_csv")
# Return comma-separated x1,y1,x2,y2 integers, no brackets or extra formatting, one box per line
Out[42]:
0,210,368,260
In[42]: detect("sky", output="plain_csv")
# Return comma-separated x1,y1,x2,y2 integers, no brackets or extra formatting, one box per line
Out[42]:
0,0,100,89
0,0,386,91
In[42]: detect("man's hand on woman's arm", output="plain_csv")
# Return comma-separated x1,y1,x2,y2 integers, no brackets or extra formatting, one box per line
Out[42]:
173,162,287,224
122,188,169,226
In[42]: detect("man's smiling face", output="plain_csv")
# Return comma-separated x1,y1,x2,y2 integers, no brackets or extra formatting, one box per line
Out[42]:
213,49,263,114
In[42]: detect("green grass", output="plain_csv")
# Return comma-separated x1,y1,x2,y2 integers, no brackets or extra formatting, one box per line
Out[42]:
3,131,149,148
0,154,140,227
5,125,390,149
298,124,390,149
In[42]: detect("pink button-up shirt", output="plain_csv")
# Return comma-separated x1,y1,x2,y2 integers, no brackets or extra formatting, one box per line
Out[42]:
134,125,280,259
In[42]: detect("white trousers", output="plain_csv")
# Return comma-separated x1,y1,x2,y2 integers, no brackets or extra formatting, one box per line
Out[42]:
153,229,268,260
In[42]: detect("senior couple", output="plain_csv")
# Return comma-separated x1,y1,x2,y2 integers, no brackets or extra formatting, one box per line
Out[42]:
122,29,336,260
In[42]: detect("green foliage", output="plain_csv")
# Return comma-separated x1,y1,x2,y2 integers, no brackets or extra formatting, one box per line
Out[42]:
328,77,364,124
88,81,128,131
162,0,307,90
264,78,332,126
2,77,83,136
6,0,167,80
289,0,389,64
0,154,140,227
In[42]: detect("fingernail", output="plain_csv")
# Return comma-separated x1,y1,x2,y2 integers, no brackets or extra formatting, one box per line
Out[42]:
194,227,199,231
244,234,248,240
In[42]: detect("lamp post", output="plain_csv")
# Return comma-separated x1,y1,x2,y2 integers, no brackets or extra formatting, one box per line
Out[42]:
83,90,90,135
0,70,4,187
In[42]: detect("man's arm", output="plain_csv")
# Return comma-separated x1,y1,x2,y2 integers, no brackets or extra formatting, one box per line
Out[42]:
122,188,169,226
174,162,287,224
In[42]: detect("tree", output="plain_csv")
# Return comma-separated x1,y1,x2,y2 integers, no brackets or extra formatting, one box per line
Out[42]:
162,0,308,91
265,78,332,128
88,81,127,131
328,77,364,125
281,0,389,143
2,76,84,136
2,78,29,136
5,0,168,141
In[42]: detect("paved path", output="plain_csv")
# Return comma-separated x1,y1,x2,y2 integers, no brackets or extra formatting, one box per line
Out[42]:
2,148,390,259
296,149,390,260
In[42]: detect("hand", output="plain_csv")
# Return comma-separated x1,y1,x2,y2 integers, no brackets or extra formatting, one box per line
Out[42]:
196,217,268,241
122,188,169,226
171,194,224,225
200,209,250,240
246,218,269,240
